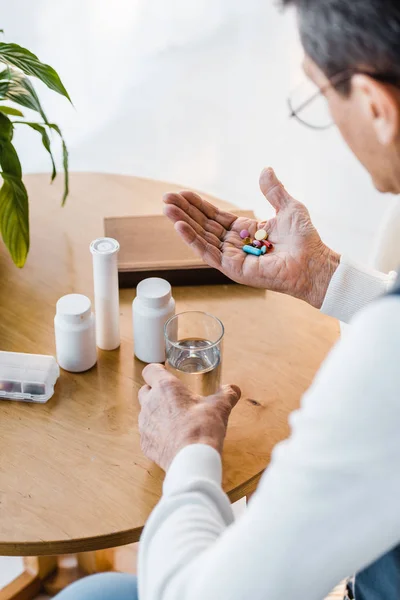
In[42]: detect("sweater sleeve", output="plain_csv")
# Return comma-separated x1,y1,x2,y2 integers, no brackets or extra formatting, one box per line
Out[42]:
320,255,396,322
138,296,400,600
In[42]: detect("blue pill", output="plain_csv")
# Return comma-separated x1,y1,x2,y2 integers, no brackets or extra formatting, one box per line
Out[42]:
243,245,262,256
261,245,267,254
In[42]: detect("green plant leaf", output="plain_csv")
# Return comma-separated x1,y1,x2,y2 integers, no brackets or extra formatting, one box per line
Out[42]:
48,123,69,204
0,68,49,123
0,111,13,142
0,105,23,116
0,172,29,267
0,140,21,178
15,121,56,181
0,43,71,102
0,112,21,179
0,138,29,267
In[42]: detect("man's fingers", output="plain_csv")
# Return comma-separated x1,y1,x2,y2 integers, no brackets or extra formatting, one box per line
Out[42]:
207,384,241,410
138,384,151,406
163,192,226,239
259,167,291,212
180,191,237,230
142,363,177,388
163,203,222,249
164,191,236,232
222,384,241,408
175,221,223,269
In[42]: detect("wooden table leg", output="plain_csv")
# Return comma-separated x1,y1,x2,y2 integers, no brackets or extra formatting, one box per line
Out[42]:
111,545,139,575
77,550,115,574
2,547,136,599
43,556,83,596
77,546,139,576
43,551,115,596
0,557,57,600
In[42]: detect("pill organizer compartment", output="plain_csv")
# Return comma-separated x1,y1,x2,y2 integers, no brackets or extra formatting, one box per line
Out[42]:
0,351,60,403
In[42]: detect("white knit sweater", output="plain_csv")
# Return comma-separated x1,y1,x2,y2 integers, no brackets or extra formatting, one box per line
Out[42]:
139,257,398,600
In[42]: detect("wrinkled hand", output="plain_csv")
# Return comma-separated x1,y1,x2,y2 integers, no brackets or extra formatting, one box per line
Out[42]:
138,364,241,471
163,168,340,309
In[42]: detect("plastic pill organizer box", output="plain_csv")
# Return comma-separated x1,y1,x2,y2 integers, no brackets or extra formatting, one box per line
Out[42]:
0,351,60,403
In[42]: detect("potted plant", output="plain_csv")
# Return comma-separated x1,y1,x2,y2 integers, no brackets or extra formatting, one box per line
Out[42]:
0,36,70,267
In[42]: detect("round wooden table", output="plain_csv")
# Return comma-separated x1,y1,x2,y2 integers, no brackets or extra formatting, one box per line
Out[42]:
0,173,340,558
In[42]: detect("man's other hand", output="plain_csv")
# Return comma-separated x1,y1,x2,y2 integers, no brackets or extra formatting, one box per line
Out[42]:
138,364,241,471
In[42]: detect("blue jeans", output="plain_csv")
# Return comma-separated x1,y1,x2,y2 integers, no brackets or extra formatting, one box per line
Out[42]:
345,545,400,599
54,573,138,600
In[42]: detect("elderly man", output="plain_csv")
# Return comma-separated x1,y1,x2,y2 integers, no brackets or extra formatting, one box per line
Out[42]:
57,1,400,599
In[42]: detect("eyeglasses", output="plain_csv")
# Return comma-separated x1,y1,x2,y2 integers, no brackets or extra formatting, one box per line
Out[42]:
288,69,400,130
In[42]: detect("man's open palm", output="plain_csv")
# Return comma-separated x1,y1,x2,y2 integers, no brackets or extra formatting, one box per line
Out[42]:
163,168,339,308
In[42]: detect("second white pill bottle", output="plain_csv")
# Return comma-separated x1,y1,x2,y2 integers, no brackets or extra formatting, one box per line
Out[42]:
54,294,97,372
133,278,175,363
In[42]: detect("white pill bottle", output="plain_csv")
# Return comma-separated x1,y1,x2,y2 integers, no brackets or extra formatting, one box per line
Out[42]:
54,294,97,372
133,278,175,363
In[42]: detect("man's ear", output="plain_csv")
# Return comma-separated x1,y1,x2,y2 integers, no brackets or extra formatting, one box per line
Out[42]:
351,74,400,145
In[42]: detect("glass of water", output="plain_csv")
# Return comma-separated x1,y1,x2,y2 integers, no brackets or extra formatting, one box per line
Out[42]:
164,311,224,396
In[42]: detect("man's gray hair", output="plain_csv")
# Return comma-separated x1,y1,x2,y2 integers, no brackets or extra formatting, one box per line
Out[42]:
281,0,400,94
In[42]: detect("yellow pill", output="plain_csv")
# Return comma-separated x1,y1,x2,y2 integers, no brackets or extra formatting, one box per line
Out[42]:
243,237,251,245
255,229,268,241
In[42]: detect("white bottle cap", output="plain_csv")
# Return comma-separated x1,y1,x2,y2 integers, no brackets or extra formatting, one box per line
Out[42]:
136,278,172,308
56,294,92,325
90,237,120,256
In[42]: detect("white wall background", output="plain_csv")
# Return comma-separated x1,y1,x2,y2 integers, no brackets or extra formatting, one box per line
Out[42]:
1,0,397,264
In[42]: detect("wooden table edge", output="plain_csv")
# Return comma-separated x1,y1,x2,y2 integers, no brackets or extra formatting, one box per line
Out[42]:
0,472,263,556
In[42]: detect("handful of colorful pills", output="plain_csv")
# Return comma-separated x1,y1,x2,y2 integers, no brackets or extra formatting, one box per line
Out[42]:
239,229,274,256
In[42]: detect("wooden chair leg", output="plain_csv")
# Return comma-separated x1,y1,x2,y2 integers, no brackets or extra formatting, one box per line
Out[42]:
325,580,346,599
0,557,57,600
